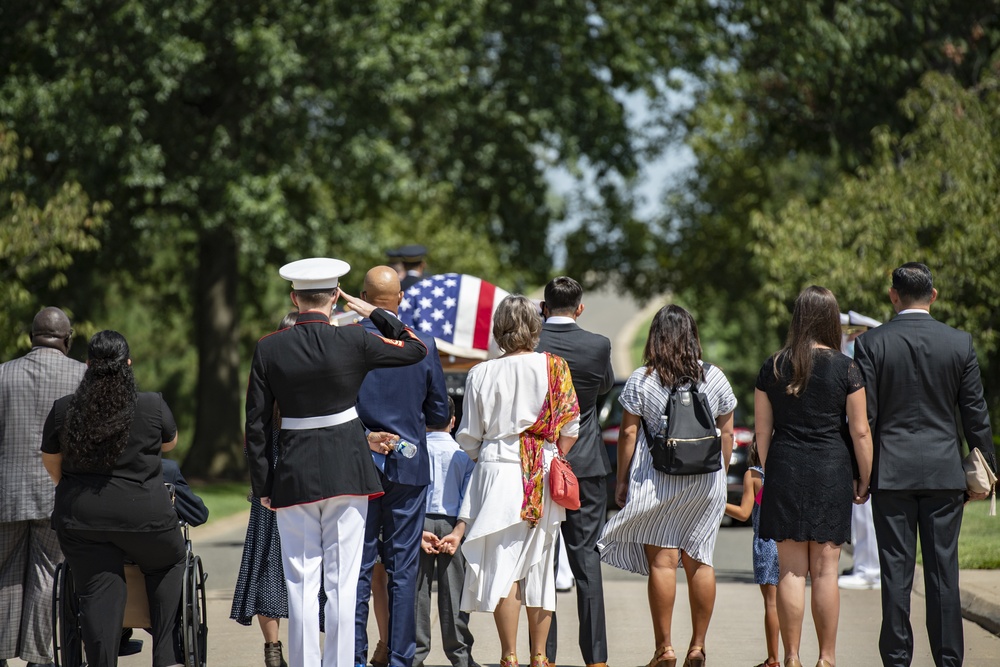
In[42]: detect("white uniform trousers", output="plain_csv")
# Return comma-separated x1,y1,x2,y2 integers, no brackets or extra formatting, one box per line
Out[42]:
276,495,368,667
851,498,880,579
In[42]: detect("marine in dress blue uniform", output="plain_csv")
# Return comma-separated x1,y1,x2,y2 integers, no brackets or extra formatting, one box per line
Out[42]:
353,266,450,667
245,258,428,667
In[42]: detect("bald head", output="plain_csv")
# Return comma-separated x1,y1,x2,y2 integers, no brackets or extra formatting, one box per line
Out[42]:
362,266,403,313
31,307,73,354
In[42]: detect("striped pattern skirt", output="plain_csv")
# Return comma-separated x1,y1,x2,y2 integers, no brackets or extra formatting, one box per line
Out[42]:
598,434,725,575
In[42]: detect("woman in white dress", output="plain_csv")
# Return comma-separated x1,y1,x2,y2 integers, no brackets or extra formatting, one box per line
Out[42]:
449,295,580,667
598,305,736,667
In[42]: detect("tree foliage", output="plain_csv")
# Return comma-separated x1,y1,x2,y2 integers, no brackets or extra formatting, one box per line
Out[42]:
753,71,1000,419
1,1,704,475
0,125,105,358
566,1,1000,416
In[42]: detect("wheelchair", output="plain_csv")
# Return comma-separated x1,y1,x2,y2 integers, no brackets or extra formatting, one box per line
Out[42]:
51,520,208,667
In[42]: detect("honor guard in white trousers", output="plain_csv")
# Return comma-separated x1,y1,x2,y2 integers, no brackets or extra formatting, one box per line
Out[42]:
245,258,428,667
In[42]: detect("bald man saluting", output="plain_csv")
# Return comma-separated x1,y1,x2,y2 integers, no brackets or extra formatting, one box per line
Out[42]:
354,266,450,667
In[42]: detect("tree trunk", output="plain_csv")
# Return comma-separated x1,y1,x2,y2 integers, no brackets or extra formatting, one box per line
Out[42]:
182,225,246,479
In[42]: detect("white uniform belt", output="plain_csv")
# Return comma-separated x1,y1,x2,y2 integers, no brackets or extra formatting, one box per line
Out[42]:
282,407,358,430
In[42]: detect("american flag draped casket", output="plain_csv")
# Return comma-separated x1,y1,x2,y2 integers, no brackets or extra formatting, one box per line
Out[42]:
398,273,511,360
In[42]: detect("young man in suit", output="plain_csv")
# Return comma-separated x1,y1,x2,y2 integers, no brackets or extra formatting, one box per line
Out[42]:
354,265,450,667
854,262,996,667
0,307,85,667
536,276,615,667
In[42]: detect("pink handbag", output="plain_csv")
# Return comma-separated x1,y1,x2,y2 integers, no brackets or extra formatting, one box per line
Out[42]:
549,450,581,510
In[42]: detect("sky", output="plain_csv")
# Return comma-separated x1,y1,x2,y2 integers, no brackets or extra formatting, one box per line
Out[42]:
545,84,696,268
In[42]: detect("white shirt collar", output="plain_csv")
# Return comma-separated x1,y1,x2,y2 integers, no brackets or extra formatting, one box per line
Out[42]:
899,308,930,315
545,316,576,325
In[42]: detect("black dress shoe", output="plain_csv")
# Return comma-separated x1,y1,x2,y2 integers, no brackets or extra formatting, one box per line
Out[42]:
119,627,144,656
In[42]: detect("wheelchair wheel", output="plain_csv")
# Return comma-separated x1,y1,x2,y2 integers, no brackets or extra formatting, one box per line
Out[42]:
180,553,207,667
52,562,85,667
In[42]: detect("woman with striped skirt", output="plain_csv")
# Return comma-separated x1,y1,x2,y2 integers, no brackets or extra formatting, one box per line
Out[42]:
598,305,736,667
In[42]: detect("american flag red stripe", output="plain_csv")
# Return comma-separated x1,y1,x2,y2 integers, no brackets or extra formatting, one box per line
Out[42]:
473,280,496,351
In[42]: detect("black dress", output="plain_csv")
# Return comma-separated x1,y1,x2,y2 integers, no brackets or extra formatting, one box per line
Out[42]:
756,350,864,544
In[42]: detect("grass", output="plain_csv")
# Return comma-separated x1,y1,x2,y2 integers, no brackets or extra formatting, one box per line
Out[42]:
958,499,1000,569
912,499,1000,569
190,481,251,524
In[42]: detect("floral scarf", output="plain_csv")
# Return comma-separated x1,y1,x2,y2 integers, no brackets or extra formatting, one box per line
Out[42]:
520,352,580,527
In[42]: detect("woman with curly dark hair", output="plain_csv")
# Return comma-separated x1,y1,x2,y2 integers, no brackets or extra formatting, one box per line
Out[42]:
41,330,185,667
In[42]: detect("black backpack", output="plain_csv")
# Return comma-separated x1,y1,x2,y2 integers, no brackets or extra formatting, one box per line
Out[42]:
640,364,723,475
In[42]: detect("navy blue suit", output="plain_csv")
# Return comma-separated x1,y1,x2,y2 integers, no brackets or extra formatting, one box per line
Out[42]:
355,316,449,667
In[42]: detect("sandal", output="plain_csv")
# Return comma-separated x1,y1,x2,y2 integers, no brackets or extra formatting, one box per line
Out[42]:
753,661,780,667
530,654,550,667
683,646,706,667
500,653,519,667
648,645,677,667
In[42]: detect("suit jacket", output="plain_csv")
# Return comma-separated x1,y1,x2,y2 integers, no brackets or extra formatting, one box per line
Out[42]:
0,347,85,522
356,316,449,487
536,321,615,478
854,311,996,491
245,309,427,507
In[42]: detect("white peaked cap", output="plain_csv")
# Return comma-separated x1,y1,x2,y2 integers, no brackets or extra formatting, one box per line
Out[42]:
840,311,881,328
848,311,881,328
279,258,351,290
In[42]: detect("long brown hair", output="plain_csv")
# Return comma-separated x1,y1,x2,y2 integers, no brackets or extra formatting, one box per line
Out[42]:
775,286,842,396
643,304,703,388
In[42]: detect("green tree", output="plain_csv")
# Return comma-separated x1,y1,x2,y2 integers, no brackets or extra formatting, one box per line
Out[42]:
0,124,104,357
752,72,1000,421
567,2,1000,412
1,1,705,476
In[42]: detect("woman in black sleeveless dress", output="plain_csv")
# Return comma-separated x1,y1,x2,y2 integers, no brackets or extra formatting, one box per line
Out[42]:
754,286,872,667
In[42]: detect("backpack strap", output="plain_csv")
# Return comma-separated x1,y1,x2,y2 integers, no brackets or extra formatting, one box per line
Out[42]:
640,362,713,446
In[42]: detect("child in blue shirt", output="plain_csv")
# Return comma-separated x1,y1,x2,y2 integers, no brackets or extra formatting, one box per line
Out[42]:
414,397,479,667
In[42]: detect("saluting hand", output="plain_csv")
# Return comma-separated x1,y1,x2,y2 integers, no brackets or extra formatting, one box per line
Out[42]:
338,290,376,319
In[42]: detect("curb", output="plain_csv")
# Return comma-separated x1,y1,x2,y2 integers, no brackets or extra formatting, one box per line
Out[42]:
913,565,1000,636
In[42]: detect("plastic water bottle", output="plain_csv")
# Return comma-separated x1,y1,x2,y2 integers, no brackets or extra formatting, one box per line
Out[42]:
658,415,669,439
392,438,417,459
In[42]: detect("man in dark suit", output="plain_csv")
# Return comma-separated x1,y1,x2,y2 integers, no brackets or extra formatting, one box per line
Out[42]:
854,263,996,667
536,276,615,667
0,307,84,667
354,265,450,667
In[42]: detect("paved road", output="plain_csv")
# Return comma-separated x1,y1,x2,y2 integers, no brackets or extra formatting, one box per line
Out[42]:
29,514,993,667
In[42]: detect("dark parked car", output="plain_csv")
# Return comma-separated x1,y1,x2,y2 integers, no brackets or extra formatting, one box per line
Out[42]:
597,382,752,520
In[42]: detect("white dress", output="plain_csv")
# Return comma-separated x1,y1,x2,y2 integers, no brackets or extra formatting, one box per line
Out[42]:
598,362,737,574
456,352,580,613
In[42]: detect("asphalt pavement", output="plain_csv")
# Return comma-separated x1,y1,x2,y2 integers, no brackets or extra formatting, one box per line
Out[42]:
24,512,994,667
